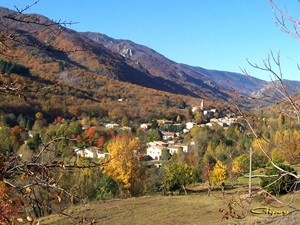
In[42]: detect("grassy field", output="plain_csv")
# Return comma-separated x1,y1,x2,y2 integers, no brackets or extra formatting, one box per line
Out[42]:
38,184,300,225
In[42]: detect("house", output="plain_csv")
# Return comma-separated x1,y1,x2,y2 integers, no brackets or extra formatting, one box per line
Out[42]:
146,145,165,160
203,110,214,116
148,141,168,147
75,148,95,158
210,118,218,123
75,147,109,159
121,126,131,131
168,143,190,155
105,123,120,129
162,132,175,140
140,123,152,130
186,122,196,130
146,141,190,160
183,128,190,134
146,141,168,160
81,124,91,130
97,152,109,159
218,122,228,127
163,120,173,125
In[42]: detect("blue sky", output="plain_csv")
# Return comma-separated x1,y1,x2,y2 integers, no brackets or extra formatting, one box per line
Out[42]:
2,0,300,81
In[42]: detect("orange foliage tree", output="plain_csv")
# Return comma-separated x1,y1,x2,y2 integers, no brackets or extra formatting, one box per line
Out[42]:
84,127,96,145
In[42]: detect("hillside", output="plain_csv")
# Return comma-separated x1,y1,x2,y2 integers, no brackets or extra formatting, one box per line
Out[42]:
82,32,266,96
0,7,234,102
0,6,231,121
1,6,298,122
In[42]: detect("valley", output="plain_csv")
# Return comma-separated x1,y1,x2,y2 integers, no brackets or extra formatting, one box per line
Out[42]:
1,5,300,225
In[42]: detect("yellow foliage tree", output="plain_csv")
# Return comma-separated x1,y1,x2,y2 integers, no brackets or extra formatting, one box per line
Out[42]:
101,134,144,196
209,161,228,185
231,154,249,175
252,138,270,156
273,130,300,164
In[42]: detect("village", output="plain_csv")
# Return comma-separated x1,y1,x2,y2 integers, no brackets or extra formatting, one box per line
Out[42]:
75,100,239,162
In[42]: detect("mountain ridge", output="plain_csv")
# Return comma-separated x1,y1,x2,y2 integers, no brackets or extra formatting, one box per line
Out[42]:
83,32,267,96
1,6,300,117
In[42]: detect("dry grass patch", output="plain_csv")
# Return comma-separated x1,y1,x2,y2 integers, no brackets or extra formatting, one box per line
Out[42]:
39,189,300,225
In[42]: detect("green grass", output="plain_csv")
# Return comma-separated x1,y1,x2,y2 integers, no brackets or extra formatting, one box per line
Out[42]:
38,185,300,225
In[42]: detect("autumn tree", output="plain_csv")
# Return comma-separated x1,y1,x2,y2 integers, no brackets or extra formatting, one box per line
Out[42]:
121,115,129,127
161,162,195,195
97,136,105,149
231,154,250,178
209,161,228,186
278,113,286,128
273,129,300,164
84,127,96,145
101,134,146,197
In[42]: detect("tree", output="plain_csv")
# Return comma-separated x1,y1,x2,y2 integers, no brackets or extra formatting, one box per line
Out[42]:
162,162,195,195
121,115,129,127
209,161,228,186
273,129,300,164
179,100,187,109
96,174,120,200
147,130,161,142
0,127,16,155
151,119,158,129
165,99,171,107
84,127,96,145
278,113,285,128
97,136,105,149
194,110,205,124
101,134,145,196
161,148,171,161
27,133,41,151
231,154,250,175
10,125,26,143
176,115,181,123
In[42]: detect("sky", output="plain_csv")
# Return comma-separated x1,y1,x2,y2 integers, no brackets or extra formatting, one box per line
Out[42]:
2,0,300,81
